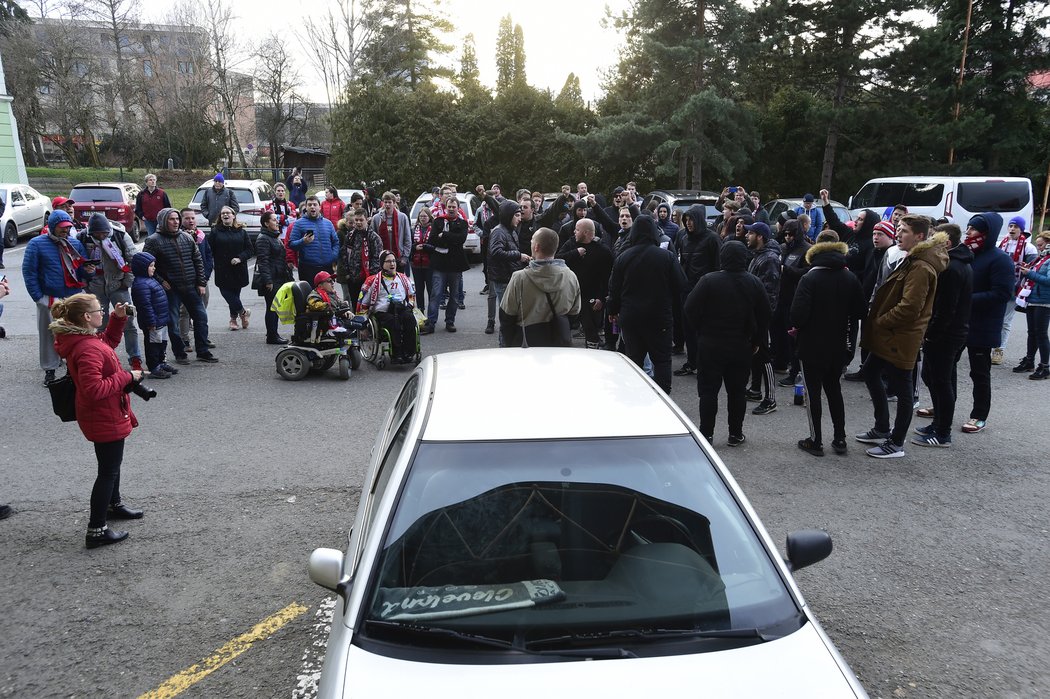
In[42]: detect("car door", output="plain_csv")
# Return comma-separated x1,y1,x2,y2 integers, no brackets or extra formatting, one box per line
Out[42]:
9,188,31,232
23,187,47,232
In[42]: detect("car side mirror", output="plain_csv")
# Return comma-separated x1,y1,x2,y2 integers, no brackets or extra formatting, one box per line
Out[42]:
785,529,833,572
309,547,350,593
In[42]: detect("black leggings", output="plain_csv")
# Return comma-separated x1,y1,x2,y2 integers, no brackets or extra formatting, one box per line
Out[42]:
376,309,416,359
89,439,124,528
800,360,846,445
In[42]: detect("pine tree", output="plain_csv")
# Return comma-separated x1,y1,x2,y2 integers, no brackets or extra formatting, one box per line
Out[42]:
512,24,526,86
495,15,514,89
358,0,454,90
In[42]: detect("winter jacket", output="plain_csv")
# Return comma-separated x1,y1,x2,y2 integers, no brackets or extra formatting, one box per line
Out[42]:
656,203,680,242
208,223,254,290
22,234,89,302
488,201,525,284
778,236,812,315
862,233,949,370
52,315,137,443
824,205,877,280
794,204,824,240
499,259,582,330
288,181,308,207
790,241,865,364
684,241,770,358
290,215,339,267
676,205,721,290
607,217,686,327
967,213,1016,348
1023,253,1050,306
264,198,298,230
135,187,171,224
336,221,383,285
81,224,134,294
411,223,432,268
748,240,782,314
320,197,345,228
185,230,215,281
556,235,614,302
369,210,412,262
130,252,170,331
143,211,206,290
254,227,292,294
925,243,973,347
515,195,569,254
426,215,470,273
200,185,239,223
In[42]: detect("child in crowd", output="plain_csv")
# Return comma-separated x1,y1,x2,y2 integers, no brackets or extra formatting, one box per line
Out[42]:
130,252,177,379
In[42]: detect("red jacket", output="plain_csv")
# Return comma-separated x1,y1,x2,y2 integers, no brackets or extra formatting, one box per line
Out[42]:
281,222,298,267
54,315,138,443
135,187,171,223
320,198,345,228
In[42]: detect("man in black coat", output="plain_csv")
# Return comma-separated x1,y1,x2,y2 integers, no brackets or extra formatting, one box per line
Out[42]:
674,204,721,377
789,232,866,456
915,223,973,447
774,220,811,384
607,216,686,393
684,241,770,446
556,218,613,349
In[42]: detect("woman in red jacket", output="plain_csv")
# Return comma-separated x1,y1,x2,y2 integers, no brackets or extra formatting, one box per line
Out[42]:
320,186,346,229
51,293,144,549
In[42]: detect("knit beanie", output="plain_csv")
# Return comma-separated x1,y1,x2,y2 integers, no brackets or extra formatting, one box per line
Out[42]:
873,221,897,241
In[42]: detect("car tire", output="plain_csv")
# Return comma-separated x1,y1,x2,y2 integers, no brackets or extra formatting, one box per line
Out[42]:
3,221,16,249
129,219,141,243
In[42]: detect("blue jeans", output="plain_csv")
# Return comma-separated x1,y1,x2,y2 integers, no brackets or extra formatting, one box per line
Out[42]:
167,287,211,357
218,286,244,317
95,287,141,360
427,270,462,327
144,219,157,236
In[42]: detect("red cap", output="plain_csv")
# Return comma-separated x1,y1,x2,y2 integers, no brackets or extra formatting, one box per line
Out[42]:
313,271,334,287
52,196,73,208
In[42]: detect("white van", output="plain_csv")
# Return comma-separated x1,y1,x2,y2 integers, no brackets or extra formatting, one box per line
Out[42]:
848,176,1033,241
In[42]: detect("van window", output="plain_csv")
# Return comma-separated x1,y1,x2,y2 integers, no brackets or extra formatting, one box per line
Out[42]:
852,182,944,209
956,182,1030,213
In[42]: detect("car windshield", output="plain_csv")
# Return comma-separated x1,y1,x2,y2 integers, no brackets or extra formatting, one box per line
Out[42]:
360,436,799,654
851,182,945,210
70,187,123,203
956,182,1030,212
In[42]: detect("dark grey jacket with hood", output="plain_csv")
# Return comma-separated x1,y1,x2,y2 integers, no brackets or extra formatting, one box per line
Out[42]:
676,205,721,289
487,200,525,284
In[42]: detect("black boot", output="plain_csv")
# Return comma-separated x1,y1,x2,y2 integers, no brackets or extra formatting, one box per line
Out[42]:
108,503,144,519
1013,357,1035,373
85,526,129,549
1030,364,1049,380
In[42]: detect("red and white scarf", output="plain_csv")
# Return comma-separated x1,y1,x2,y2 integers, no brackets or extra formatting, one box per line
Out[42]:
998,234,1027,264
1017,252,1050,306
47,232,86,289
364,271,412,309
378,211,400,254
964,230,986,253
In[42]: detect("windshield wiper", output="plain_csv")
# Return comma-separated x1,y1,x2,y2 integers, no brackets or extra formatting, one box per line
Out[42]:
365,620,637,658
528,626,775,651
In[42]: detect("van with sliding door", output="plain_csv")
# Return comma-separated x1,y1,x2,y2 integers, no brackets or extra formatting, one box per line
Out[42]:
848,176,1033,241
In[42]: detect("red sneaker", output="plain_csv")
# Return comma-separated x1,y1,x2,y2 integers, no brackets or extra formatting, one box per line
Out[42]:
130,357,143,371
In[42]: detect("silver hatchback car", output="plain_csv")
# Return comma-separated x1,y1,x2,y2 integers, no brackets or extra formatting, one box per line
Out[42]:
308,348,867,698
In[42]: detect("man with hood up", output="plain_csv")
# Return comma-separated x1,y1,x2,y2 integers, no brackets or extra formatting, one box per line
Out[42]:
143,207,217,363
674,204,721,376
857,215,948,458
81,213,142,371
607,216,686,393
487,200,530,345
500,228,581,347
745,222,782,416
684,240,770,446
959,212,1015,434
655,203,680,243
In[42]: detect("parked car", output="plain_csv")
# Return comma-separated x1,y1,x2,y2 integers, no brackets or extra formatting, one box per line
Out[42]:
68,182,143,242
307,348,867,699
642,189,720,227
409,192,482,257
0,184,50,247
189,179,274,236
763,198,852,227
848,176,1032,242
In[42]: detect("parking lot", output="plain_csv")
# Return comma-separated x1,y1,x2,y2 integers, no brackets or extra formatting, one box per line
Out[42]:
0,253,1047,698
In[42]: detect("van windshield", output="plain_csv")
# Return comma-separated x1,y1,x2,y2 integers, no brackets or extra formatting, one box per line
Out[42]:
852,182,944,210
956,182,1030,212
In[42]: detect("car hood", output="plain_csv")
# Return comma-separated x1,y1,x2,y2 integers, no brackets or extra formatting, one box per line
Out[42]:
333,621,863,698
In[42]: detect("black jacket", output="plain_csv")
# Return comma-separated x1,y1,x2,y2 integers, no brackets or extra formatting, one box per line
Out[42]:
208,223,254,289
676,204,721,290
517,196,566,253
556,236,614,301
684,241,770,357
748,240,782,314
926,243,974,346
426,215,470,273
143,227,206,290
824,204,877,279
789,241,866,364
778,237,812,314
254,228,292,294
607,217,686,326
487,200,524,284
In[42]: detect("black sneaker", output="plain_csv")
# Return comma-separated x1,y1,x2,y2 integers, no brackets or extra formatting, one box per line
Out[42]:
159,363,179,375
797,438,824,457
1013,357,1035,373
843,370,865,382
440,303,447,310
831,439,848,455
85,526,129,549
149,368,172,379
752,400,777,415
745,388,763,402
420,324,434,335
197,354,219,363
480,285,488,295
43,369,56,386
0,504,12,520
727,434,746,447
174,356,191,365
1030,365,1050,380
777,374,798,388
457,302,465,310
673,363,695,376
445,322,456,333
855,428,891,444
484,321,495,335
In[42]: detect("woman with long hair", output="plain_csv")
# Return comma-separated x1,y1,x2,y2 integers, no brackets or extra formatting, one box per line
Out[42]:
321,186,346,228
51,293,144,548
412,207,434,310
208,206,254,331
1015,231,1050,380
254,211,294,344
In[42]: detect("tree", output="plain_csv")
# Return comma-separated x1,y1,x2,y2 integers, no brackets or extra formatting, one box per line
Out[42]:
455,33,481,94
200,0,251,170
357,0,454,90
512,24,526,86
254,35,305,169
299,0,379,106
81,0,137,128
0,0,29,34
494,14,513,89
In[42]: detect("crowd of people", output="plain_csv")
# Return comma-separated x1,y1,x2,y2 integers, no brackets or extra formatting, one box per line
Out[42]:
5,171,1049,542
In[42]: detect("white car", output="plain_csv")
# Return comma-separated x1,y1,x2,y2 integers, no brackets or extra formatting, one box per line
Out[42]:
409,192,482,257
189,179,274,234
308,349,867,698
1,184,51,248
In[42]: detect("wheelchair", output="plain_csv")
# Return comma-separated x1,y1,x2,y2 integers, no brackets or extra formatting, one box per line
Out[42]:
275,281,365,381
359,306,422,370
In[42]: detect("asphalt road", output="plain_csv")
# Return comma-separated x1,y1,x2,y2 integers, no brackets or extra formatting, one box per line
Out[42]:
1,242,1047,698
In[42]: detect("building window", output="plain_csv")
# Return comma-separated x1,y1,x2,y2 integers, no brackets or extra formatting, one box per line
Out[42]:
118,34,130,48
39,83,51,95
73,61,88,78
144,60,153,77
177,61,194,74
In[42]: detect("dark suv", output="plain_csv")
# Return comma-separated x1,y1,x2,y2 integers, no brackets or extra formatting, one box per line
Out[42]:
69,182,143,242
641,190,720,227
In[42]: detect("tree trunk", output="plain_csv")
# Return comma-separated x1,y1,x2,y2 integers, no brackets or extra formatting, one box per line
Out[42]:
820,59,850,189
677,150,687,189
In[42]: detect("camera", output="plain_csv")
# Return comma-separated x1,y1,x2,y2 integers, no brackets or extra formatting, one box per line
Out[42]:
125,379,157,401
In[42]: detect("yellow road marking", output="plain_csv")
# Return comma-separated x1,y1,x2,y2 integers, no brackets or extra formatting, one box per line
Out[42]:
138,602,308,699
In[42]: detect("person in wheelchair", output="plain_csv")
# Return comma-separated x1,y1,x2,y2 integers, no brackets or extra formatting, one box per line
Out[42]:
306,271,355,340
358,250,417,363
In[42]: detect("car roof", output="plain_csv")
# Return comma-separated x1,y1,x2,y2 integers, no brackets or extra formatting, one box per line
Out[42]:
651,189,718,197
72,182,134,188
197,179,267,188
771,197,848,208
421,348,690,442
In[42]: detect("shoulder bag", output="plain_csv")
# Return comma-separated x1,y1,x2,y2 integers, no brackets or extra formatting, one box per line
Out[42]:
47,374,77,422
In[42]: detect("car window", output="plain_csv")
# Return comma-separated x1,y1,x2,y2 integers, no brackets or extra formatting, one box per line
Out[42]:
852,182,944,210
231,188,254,205
956,182,1030,212
23,189,36,201
259,183,274,202
11,190,24,203
361,436,798,654
191,188,206,204
70,187,122,203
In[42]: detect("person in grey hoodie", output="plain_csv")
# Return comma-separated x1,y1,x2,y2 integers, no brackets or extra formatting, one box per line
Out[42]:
81,213,142,370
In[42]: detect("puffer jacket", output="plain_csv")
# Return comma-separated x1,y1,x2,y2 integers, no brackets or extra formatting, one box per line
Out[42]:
130,252,170,331
254,227,293,294
336,221,383,285
488,200,524,283
790,241,865,364
208,222,254,289
677,205,720,289
748,240,782,313
862,233,949,369
290,215,339,267
52,315,137,443
143,210,206,290
967,213,1015,348
21,234,89,302
1023,250,1050,306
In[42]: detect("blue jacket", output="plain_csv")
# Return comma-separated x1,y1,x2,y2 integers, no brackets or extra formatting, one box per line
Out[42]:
130,252,170,331
187,231,215,280
21,233,89,301
794,205,824,241
290,215,339,266
967,213,1015,348
1024,255,1050,306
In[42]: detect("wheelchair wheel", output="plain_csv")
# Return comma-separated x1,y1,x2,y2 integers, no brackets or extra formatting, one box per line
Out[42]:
376,356,386,370
360,316,381,363
350,346,363,370
321,356,337,371
337,356,350,380
275,348,310,381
